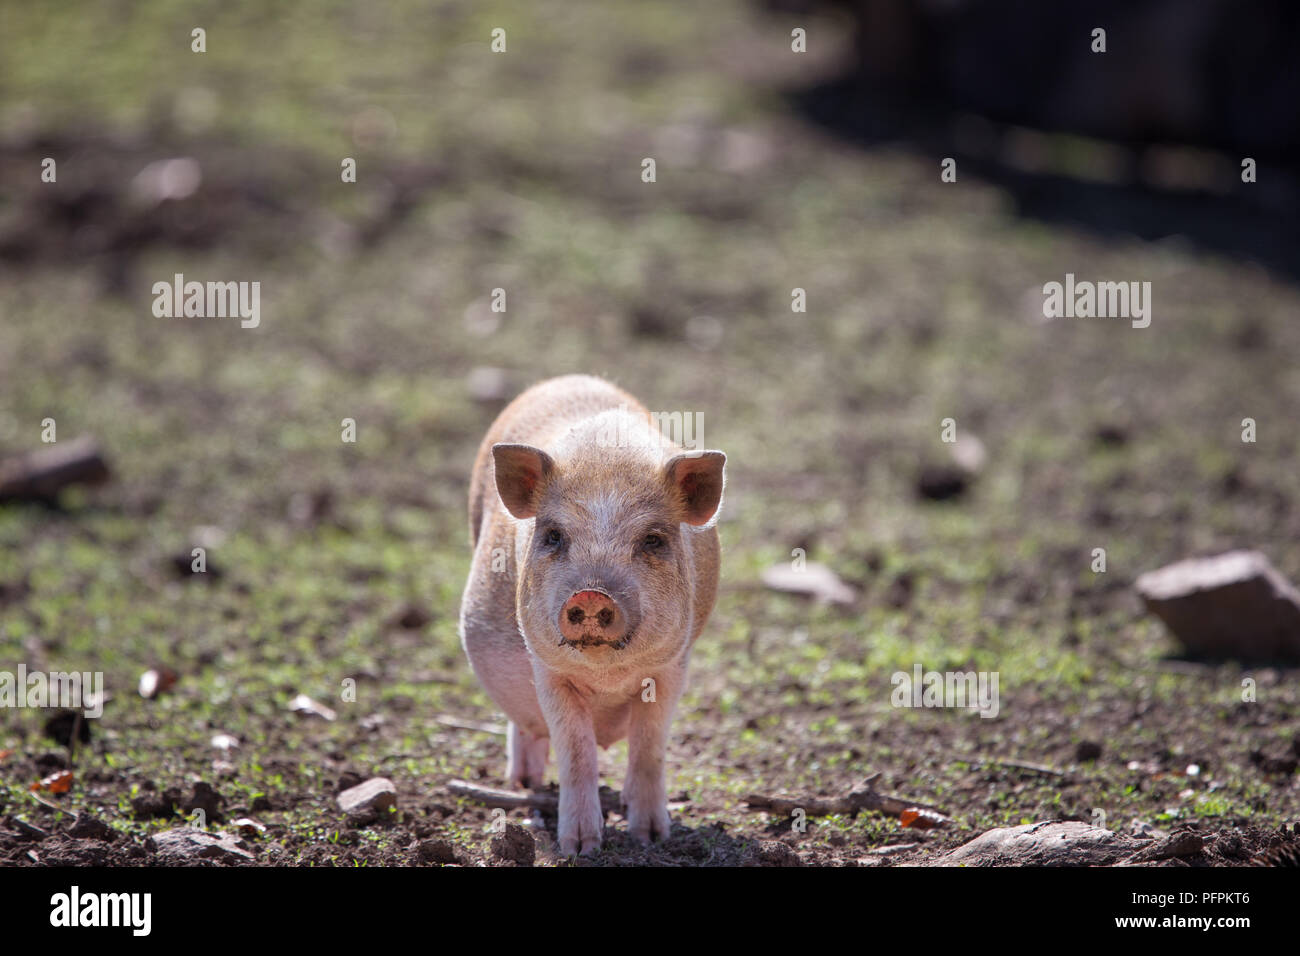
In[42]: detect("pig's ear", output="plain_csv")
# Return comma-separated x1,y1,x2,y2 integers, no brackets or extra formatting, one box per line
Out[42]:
492,443,554,520
664,451,726,527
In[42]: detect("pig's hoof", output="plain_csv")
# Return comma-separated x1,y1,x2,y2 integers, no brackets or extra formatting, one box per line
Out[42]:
559,834,603,857
627,805,672,846
558,811,604,857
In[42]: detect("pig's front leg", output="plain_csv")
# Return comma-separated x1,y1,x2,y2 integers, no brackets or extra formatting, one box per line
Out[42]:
623,667,684,845
536,670,604,856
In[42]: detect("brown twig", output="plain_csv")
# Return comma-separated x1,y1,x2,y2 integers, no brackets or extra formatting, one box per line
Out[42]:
743,775,953,826
28,790,63,812
435,715,506,735
446,779,622,813
0,436,110,503
953,756,1069,779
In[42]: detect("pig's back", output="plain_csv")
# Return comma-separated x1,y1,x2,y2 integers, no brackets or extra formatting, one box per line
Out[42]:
468,375,649,546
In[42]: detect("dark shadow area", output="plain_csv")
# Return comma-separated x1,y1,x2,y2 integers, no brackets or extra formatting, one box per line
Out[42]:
782,0,1300,280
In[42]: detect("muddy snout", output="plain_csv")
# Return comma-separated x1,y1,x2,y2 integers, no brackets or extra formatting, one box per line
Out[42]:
558,589,632,648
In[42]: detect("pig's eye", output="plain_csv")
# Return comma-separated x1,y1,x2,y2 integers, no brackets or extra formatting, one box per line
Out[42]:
641,533,666,553
541,528,565,551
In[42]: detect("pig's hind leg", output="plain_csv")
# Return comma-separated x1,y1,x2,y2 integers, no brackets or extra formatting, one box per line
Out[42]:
507,722,550,789
459,594,548,788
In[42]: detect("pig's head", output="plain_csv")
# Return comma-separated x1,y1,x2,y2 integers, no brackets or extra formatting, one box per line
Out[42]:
491,412,724,668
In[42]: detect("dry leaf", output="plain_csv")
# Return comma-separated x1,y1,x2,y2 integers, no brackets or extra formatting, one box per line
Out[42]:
899,807,944,829
30,769,73,794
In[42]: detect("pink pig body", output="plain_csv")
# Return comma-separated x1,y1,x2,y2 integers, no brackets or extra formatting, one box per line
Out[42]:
459,375,725,855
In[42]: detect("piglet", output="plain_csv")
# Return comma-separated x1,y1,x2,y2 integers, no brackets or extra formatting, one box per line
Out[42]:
459,374,725,856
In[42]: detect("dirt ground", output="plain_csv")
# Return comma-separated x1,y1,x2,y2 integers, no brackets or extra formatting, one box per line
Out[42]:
1,0,1298,867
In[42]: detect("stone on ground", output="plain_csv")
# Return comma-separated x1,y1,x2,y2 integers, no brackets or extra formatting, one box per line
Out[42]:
1135,550,1300,661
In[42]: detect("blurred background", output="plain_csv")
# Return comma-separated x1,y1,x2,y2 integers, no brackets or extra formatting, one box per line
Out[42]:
0,0,1297,864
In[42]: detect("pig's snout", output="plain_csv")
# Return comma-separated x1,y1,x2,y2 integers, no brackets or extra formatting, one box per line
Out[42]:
559,589,629,648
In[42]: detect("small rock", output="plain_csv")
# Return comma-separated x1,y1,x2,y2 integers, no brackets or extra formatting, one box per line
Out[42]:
0,435,110,503
338,777,397,824
131,787,182,820
0,575,32,606
231,817,266,838
916,464,969,501
130,157,202,204
138,667,179,699
1076,741,1104,762
760,562,856,606
949,434,987,474
34,752,67,774
182,781,225,822
68,812,117,841
935,821,1138,867
149,827,253,864
467,367,511,404
1221,466,1250,495
883,571,915,609
489,824,534,866
288,694,337,721
1127,819,1165,841
43,710,92,746
416,838,459,864
387,602,431,630
1213,831,1244,858
1136,550,1300,661
1093,423,1129,447
1250,749,1299,776
170,551,223,580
